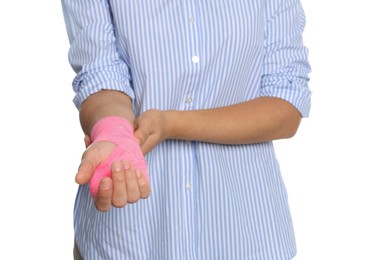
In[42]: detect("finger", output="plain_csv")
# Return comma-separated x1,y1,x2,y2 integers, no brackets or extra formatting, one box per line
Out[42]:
76,147,100,184
134,126,148,147
111,161,128,208
84,135,91,148
124,161,141,203
76,142,116,185
94,177,113,212
134,129,153,155
136,170,151,199
134,115,155,145
138,130,163,155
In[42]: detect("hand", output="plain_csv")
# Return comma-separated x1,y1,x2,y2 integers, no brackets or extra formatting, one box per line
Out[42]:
134,109,171,155
77,139,151,212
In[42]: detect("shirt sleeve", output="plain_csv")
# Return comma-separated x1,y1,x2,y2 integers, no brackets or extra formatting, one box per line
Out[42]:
260,0,312,117
61,0,135,109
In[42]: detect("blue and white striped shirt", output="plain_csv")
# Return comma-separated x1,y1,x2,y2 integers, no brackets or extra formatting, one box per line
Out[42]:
62,0,311,259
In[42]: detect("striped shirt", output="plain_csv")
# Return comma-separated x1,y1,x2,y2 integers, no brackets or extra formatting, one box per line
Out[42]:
62,0,311,259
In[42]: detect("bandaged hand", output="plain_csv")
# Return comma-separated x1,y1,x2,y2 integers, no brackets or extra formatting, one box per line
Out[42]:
86,116,149,197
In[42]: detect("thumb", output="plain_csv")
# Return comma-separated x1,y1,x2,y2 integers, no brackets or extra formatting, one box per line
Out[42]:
76,142,116,184
134,118,149,146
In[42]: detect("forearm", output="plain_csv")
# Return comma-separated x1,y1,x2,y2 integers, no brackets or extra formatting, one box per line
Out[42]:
79,90,135,135
166,97,302,144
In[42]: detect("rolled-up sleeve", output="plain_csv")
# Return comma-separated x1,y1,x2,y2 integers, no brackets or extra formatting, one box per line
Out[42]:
61,0,134,109
260,0,312,117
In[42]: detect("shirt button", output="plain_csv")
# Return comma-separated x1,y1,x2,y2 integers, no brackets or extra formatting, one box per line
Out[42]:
186,97,193,103
188,16,195,23
186,183,192,190
192,55,199,64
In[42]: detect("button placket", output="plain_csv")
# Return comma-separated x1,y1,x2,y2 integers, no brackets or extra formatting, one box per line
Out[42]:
182,2,200,112
185,4,200,67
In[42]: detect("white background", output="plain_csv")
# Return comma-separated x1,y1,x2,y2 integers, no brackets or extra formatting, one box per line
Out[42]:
0,0,389,259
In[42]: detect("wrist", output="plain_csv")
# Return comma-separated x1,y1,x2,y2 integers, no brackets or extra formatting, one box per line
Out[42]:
163,110,178,140
80,90,135,135
91,116,134,142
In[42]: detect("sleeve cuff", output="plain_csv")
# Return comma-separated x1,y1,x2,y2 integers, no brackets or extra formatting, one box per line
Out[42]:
72,65,135,109
261,77,312,117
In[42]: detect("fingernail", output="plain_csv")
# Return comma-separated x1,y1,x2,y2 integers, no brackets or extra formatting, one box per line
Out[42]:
136,170,141,178
123,160,131,170
101,179,110,189
112,161,122,172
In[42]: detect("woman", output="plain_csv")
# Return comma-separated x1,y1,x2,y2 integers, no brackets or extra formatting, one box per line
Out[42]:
62,0,312,259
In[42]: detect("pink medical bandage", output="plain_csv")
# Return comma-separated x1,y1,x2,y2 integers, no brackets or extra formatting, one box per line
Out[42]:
88,116,148,197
